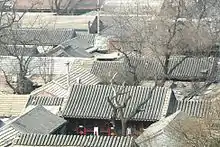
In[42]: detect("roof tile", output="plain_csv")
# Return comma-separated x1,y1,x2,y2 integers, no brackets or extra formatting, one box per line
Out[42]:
0,106,66,146
31,66,101,97
176,100,211,117
91,56,216,84
63,84,176,121
26,96,64,107
1,28,76,46
0,95,29,117
14,134,134,147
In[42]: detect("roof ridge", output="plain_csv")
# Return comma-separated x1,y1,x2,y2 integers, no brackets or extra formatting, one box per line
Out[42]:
11,28,75,31
30,95,64,99
178,99,212,102
21,133,133,137
26,95,64,107
160,89,173,119
72,83,168,90
30,79,60,95
15,133,134,146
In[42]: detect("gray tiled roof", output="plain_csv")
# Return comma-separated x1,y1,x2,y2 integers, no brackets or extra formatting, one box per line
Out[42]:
168,56,216,80
91,57,158,84
30,81,69,98
76,31,95,47
135,110,188,147
24,96,65,115
176,100,211,117
45,31,95,58
31,66,101,97
0,125,20,147
1,28,76,46
26,96,64,107
45,44,92,58
56,67,101,87
10,106,66,133
91,56,217,84
0,106,66,147
14,134,134,147
64,46,92,58
60,38,93,58
63,85,175,121
90,60,127,84
0,45,39,56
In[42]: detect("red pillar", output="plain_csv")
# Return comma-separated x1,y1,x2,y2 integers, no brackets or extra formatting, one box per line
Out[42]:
107,127,111,136
84,128,87,135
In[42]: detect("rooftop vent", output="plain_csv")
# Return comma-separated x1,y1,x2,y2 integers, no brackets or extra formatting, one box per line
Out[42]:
76,78,81,84
200,69,209,75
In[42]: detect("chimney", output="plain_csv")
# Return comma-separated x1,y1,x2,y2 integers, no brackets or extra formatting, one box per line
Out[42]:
65,62,70,87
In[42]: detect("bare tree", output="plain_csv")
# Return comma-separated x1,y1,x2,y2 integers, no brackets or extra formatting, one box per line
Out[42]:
38,56,53,84
167,99,220,147
49,0,78,15
0,43,37,94
0,0,26,30
0,1,51,94
107,0,220,86
0,1,30,94
103,0,220,136
106,73,157,136
0,28,59,94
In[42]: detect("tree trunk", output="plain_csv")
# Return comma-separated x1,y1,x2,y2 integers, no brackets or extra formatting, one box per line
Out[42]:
17,62,28,94
17,73,25,94
133,72,139,85
160,54,170,86
121,119,127,136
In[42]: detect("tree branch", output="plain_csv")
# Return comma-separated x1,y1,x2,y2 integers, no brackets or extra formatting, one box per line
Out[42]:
127,84,157,120
1,69,17,93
